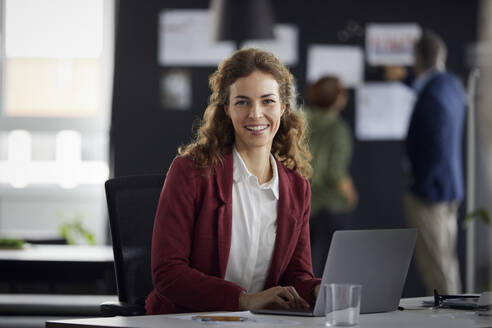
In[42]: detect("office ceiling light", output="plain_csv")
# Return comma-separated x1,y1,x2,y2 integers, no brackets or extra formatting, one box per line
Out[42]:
211,0,275,44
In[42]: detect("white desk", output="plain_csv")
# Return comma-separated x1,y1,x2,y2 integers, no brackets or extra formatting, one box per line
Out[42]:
0,294,117,315
0,294,118,328
0,245,113,262
0,245,115,294
46,298,492,328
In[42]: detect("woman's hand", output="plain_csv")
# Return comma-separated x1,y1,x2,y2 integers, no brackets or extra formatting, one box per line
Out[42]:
314,284,320,299
337,177,358,208
239,286,310,310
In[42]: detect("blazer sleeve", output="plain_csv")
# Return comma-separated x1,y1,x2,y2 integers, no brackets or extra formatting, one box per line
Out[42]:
151,157,245,312
279,178,321,305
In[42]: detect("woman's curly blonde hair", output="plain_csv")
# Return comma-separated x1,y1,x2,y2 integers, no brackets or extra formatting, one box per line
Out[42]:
179,48,312,178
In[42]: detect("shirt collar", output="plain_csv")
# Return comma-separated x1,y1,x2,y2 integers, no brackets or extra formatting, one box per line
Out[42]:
233,147,279,200
413,68,442,94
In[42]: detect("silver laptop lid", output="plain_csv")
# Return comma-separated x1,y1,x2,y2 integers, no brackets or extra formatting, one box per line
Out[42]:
313,229,417,316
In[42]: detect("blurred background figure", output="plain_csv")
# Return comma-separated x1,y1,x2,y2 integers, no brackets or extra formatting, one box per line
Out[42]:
403,31,466,295
305,76,358,277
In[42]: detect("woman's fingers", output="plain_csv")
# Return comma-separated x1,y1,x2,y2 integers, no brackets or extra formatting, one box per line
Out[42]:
292,287,310,308
278,287,294,303
284,286,310,308
274,286,309,309
273,295,291,309
279,287,297,309
241,286,310,310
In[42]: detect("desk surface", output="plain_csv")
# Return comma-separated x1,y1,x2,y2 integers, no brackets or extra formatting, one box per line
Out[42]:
0,294,118,328
0,245,116,294
0,294,117,315
46,298,492,328
0,245,113,262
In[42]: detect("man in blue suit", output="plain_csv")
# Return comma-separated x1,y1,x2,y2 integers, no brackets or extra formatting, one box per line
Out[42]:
404,31,466,294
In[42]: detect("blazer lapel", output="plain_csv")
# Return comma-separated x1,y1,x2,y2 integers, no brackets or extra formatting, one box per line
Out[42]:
215,151,234,278
264,161,301,288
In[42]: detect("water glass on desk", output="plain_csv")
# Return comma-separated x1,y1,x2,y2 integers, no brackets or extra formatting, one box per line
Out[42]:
324,283,361,327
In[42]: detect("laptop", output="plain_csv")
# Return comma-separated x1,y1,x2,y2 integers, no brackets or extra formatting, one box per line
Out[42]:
252,228,417,316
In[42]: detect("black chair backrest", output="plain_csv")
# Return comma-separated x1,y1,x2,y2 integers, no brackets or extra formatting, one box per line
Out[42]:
105,175,164,307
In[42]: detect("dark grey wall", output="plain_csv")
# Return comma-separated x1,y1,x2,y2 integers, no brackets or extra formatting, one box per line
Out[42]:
110,0,479,297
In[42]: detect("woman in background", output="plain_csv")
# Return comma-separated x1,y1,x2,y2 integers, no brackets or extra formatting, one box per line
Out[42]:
305,76,358,277
146,48,321,315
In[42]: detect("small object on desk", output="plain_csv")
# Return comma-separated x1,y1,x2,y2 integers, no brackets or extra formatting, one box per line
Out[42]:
421,289,481,310
324,283,362,327
0,238,27,249
476,291,492,316
192,315,249,322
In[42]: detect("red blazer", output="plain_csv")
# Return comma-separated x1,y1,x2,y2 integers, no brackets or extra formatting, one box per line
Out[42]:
145,151,320,314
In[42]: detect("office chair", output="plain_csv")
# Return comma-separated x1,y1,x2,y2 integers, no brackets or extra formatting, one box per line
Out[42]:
100,175,165,316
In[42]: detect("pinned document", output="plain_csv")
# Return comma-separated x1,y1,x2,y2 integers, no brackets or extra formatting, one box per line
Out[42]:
306,45,364,88
356,82,415,140
366,24,421,66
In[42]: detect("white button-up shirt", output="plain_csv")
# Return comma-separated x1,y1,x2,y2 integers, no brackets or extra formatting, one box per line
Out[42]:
224,148,279,293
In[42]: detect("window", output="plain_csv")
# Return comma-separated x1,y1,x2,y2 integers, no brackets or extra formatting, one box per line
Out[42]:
0,0,114,243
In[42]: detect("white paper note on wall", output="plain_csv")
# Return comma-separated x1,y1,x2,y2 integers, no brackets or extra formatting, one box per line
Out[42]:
306,45,364,87
241,24,299,65
356,82,415,140
366,24,421,66
158,9,235,66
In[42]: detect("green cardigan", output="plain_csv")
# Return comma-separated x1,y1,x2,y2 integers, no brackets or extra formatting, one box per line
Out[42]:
306,107,354,216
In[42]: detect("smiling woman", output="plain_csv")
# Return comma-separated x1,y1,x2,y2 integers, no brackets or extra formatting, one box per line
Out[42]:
147,48,320,315
179,48,311,178
226,70,284,184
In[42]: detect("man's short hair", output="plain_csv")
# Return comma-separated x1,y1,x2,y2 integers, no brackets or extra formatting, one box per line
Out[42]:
414,31,447,70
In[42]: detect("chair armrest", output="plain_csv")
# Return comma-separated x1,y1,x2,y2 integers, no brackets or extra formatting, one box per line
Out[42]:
100,301,145,316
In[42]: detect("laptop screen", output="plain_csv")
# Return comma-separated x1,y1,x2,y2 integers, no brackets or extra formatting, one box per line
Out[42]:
313,229,417,315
